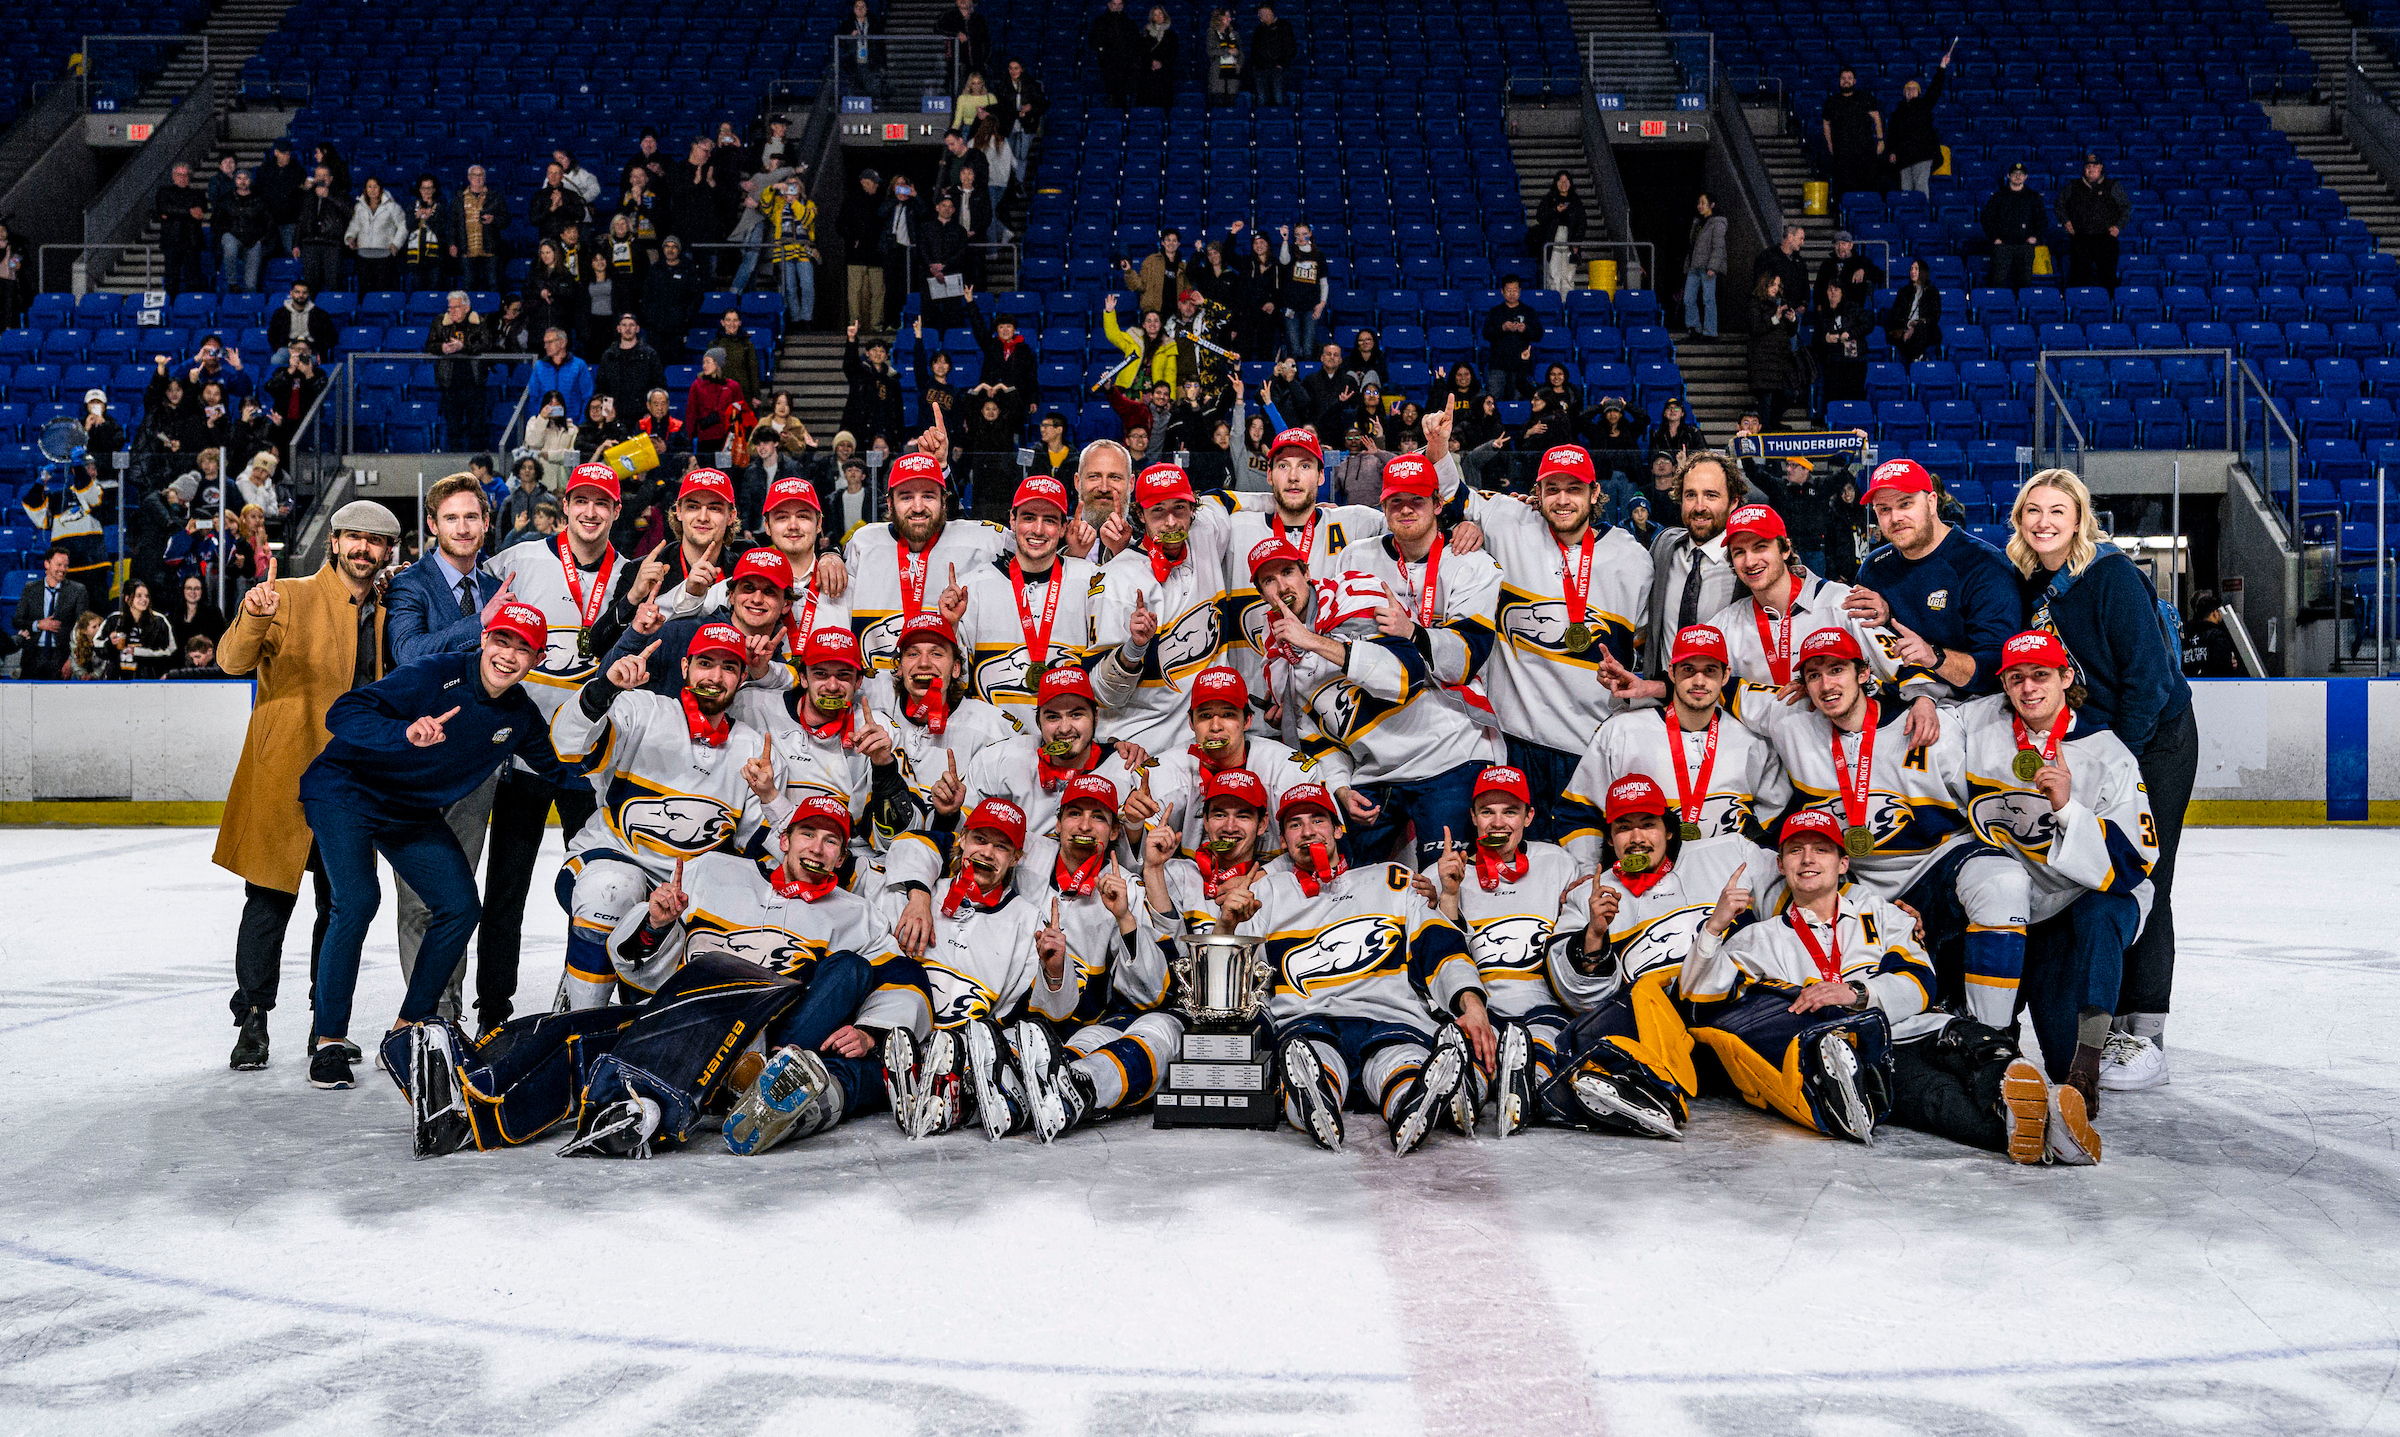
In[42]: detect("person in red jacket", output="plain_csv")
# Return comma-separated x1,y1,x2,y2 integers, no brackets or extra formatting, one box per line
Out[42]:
687,345,750,460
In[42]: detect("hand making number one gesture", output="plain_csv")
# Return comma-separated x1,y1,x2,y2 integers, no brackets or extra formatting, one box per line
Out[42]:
406,705,461,747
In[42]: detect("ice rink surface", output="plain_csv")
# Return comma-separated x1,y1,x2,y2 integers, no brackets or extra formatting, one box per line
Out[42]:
4,827,2400,1436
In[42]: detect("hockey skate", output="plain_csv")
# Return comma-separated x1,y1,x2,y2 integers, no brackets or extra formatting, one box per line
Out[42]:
725,1046,844,1156
404,1022,473,1158
1388,1026,1469,1156
1011,1020,1074,1143
883,1026,924,1136
1494,1022,1532,1138
558,1092,662,1158
964,1019,1023,1141
1999,1058,2050,1165
1568,1062,1686,1140
1811,1031,1876,1145
1445,1043,1482,1141
2045,1079,2103,1166
1280,1036,1344,1151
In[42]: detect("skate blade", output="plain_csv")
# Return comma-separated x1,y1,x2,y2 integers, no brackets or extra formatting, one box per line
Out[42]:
965,1025,1010,1142
1571,1072,1684,1140
2000,1059,2050,1165
1393,1046,1464,1156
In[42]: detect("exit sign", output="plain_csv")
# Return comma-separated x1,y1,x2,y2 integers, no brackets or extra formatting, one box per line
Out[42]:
1640,119,1666,137
882,123,907,140
127,122,154,141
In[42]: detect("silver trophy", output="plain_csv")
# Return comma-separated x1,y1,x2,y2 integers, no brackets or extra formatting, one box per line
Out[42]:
1155,920,1281,1129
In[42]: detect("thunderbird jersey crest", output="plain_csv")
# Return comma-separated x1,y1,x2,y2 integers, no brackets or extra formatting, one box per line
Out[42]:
1090,497,1244,751
1558,835,1777,1011
1952,694,2159,922
1236,861,1483,1037
901,876,1083,1030
551,687,769,882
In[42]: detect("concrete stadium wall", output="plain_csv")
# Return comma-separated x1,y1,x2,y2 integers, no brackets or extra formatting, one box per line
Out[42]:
0,678,2391,825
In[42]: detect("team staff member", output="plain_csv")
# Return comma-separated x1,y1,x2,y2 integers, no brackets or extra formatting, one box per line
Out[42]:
214,500,401,1074
1843,457,2020,699
296,604,569,1090
1646,452,1744,675
2007,470,2193,1092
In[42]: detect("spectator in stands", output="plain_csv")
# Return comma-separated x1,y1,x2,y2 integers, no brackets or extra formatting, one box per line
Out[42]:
62,613,109,681
601,212,648,292
1624,495,1659,548
696,312,753,402
1884,259,1943,365
1532,362,1580,425
553,149,602,205
1137,6,1181,106
1885,46,1953,196
938,0,993,76
342,177,404,293
1343,327,1388,391
688,348,748,458
168,573,226,651
843,322,907,446
1030,411,1076,481
523,240,584,356
640,236,705,346
1229,391,1270,488
530,327,596,424
633,389,689,473
533,162,595,242
999,58,1047,169
216,170,272,295
77,389,126,476
1980,162,2046,291
1125,229,1190,316
496,457,548,532
581,252,627,356
129,483,184,591
1432,359,1482,421
1683,191,1727,339
1813,280,1870,406
164,633,222,679
594,314,667,422
834,169,887,330
939,124,988,195
236,451,293,528
295,168,347,293
1249,5,1298,105
2006,469,2195,1091
1583,393,1647,489
1819,67,1884,198
761,172,820,326
156,162,209,297
1815,231,1882,302
425,291,488,452
965,288,1040,428
952,162,996,275
881,175,931,327
1651,395,1706,457
446,165,506,292
971,112,1017,205
618,167,661,256
954,70,998,132
522,392,579,486
310,143,352,201
13,548,87,680
1824,471,1869,581
1223,224,1273,356
269,281,338,360
2182,590,2240,676
1529,171,1586,294
261,341,327,448
1454,394,1514,486
1277,223,1331,359
400,175,449,292
1747,272,1803,426
922,194,972,326
1751,224,1808,312
1291,341,1359,436
577,396,627,461
1387,398,1425,450
1205,9,1245,106
210,154,241,228
840,0,888,107
2061,153,2129,291
0,220,23,330
1482,275,1543,400
259,140,303,258
100,580,176,680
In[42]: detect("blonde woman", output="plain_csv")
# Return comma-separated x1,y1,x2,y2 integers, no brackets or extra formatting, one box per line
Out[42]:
235,450,287,524
2008,468,2196,1094
952,70,997,132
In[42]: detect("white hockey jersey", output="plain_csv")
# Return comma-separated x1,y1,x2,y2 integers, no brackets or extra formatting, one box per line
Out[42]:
1422,841,1580,1023
842,519,1014,669
652,560,855,646
1435,456,1654,756
1552,835,1776,1011
1022,838,1173,1020
1153,738,1330,858
485,535,625,740
962,735,1178,849
1089,502,1242,752
1236,860,1484,1038
1703,572,1920,693
956,553,1105,728
858,671,1017,850
1558,705,1791,863
1293,534,1503,785
726,683,877,837
1951,695,2158,923
896,875,1083,1029
551,685,771,881
1685,887,1944,1042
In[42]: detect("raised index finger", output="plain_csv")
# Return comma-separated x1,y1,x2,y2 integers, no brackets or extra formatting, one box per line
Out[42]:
640,640,661,659
266,554,278,581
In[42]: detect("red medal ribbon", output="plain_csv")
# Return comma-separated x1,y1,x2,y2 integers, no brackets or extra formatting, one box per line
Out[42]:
781,578,819,659
1473,845,1528,893
1054,848,1104,897
1144,537,1185,585
940,866,1006,918
1037,744,1093,792
2011,708,2072,771
1614,856,1672,897
558,535,617,646
679,689,732,747
1292,841,1347,898
1752,590,1797,687
903,681,951,737
1186,739,1246,773
802,702,852,745
1399,536,1446,630
1662,706,1721,833
896,542,930,620
1787,906,1845,981
767,864,839,902
1831,700,1880,839
1195,847,1252,899
1010,557,1063,672
1557,528,1596,627
1284,511,1319,565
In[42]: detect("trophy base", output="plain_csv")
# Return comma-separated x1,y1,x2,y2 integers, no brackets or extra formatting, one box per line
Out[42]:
1152,1027,1281,1130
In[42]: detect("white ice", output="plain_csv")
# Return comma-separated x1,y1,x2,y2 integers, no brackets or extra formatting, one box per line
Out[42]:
4,827,2399,1436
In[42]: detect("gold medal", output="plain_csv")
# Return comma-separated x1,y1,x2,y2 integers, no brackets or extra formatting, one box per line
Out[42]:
1843,825,1874,857
1679,821,1703,841
2012,748,2043,782
1024,658,1049,685
1619,851,1653,874
1041,738,1078,760
1562,621,1594,653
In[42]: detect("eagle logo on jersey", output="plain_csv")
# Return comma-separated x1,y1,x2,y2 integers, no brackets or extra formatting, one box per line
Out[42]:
1797,791,1918,851
1153,599,1223,678
971,645,1039,707
1497,592,1612,659
1277,914,1405,996
1304,676,1367,743
924,955,995,1026
618,795,739,855
1613,905,1715,980
854,611,907,667
537,631,589,677
1468,913,1552,982
1966,781,2061,857
688,924,826,977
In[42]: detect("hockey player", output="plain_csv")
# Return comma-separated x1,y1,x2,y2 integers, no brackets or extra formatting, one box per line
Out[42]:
590,466,747,654
1957,630,2158,1109
957,474,1104,727
1542,774,1773,1139
1426,415,1653,840
731,626,893,841
652,474,850,636
1092,462,1241,751
843,451,1012,669
1219,426,1388,607
1239,783,1496,1154
1143,766,1277,933
877,797,1084,1138
860,611,1017,851
1265,453,1503,868
1415,765,1582,1137
1719,626,2034,1031
1560,623,1790,863
1154,662,1325,859
612,545,799,688
549,621,771,1008
962,665,1171,850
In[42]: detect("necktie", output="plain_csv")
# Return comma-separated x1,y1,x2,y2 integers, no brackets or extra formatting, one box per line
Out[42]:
1677,545,1705,630
457,576,477,618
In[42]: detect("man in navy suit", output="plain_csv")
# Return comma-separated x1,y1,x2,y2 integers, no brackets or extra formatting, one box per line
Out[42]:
384,471,512,1015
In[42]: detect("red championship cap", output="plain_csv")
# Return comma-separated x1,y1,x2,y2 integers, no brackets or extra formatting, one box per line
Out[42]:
566,462,621,500
965,796,1027,849
1190,665,1248,712
1536,444,1598,486
897,611,960,652
1203,768,1269,811
801,626,862,671
786,794,853,840
1604,774,1671,822
1797,627,1865,668
886,452,946,492
1380,452,1438,500
1472,765,1532,806
1135,462,1197,508
687,622,750,664
1723,503,1788,544
725,548,794,594
1667,624,1730,668
1246,536,1308,580
485,601,550,652
765,475,820,512
1011,473,1071,514
1060,772,1120,812
1037,665,1097,707
1863,457,1937,498
1278,782,1340,824
1268,427,1324,464
679,467,736,506
1999,629,2071,671
1779,809,1848,849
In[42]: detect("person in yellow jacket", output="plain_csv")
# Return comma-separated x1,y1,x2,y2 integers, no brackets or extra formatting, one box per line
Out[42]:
1101,291,1177,432
761,174,819,325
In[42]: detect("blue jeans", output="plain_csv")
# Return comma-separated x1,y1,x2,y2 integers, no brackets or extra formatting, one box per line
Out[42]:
1682,270,1718,336
732,241,762,293
1282,306,1318,360
1341,757,1490,870
219,234,264,292
2022,890,2138,1081
304,798,482,1042
1253,67,1289,104
779,257,816,323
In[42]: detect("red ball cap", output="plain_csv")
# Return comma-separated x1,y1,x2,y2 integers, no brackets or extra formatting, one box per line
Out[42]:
1060,772,1120,812
1999,629,2072,671
1863,457,1936,498
765,475,820,512
566,462,621,500
1037,665,1097,707
725,547,794,594
1246,536,1309,580
786,794,853,840
1604,774,1670,822
1380,452,1438,501
1536,444,1597,486
1202,767,1268,811
897,611,960,651
687,622,750,664
1472,765,1532,806
679,467,736,506
1135,462,1197,509
965,796,1027,849
1189,665,1248,712
1723,503,1788,544
1277,782,1340,824
1267,427,1323,464
801,626,862,671
1667,624,1730,668
886,452,946,492
1779,809,1848,849
1797,626,1865,667
1011,474,1071,514
485,601,550,652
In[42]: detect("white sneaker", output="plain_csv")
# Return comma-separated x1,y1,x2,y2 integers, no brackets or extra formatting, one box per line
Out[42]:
2097,1031,2168,1091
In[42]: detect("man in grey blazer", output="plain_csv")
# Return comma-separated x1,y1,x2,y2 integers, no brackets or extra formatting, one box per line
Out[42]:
12,548,88,680
1645,452,1745,675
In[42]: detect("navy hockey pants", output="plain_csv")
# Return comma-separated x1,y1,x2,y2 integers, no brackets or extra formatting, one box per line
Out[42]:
2022,889,2139,1081
1342,758,1489,870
